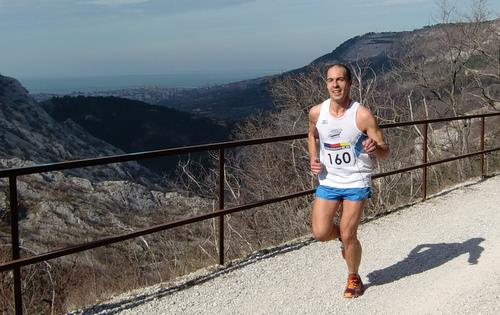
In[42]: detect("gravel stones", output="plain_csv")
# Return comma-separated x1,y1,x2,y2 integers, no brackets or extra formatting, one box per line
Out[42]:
72,175,500,315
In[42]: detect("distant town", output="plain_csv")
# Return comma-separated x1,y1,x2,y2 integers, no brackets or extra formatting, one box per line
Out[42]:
30,76,274,121
31,86,189,104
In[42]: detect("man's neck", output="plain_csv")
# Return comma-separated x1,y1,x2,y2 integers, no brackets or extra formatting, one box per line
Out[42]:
329,98,351,116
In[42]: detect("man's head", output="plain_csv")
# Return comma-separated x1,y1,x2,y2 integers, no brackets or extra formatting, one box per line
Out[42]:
325,63,352,82
325,63,352,104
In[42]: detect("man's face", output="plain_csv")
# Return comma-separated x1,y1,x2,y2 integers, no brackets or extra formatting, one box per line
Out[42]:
326,66,351,103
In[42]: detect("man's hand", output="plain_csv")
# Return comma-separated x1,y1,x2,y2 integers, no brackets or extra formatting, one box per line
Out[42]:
362,137,378,155
310,158,322,175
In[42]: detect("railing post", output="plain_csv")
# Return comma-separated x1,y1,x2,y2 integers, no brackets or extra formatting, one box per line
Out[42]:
9,176,23,315
422,123,428,201
480,117,485,178
217,148,225,265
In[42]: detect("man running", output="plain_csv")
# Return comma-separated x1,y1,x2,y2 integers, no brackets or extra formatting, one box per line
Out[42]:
308,63,389,298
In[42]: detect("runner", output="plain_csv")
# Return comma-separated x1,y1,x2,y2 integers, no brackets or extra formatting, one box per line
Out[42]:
308,63,389,298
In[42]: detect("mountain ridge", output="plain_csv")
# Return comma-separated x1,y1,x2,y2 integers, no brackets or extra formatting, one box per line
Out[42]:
40,95,232,175
0,74,156,183
27,26,422,120
28,18,500,122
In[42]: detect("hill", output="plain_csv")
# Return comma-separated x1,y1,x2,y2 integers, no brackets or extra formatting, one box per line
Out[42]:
0,75,215,314
35,30,404,121
157,77,275,120
161,18,500,120
41,96,232,175
0,75,150,183
30,19,500,122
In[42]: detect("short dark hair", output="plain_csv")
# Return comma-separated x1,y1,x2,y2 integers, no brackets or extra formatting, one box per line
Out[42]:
325,63,352,82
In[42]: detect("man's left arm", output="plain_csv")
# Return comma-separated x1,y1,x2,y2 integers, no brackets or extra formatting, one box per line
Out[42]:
358,106,390,160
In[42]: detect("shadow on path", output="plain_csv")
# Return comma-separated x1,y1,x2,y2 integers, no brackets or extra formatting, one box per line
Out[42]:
366,237,485,288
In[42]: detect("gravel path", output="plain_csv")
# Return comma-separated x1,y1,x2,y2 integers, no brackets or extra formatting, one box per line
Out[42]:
74,175,500,315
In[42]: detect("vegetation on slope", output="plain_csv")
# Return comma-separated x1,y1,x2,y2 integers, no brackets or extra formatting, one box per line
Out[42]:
41,96,232,175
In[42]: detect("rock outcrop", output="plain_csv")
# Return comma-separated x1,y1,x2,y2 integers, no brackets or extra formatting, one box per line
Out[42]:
0,75,207,254
0,74,150,182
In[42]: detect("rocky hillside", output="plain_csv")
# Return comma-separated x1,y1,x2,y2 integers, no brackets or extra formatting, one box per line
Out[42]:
0,161,209,252
0,75,216,313
0,75,151,182
0,75,215,252
0,156,214,313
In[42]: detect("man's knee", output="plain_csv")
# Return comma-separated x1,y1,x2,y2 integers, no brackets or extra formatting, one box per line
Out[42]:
313,231,330,242
340,230,358,245
312,226,334,242
312,225,339,242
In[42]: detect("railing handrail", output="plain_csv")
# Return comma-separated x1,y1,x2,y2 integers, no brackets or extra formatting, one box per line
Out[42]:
1,112,499,314
1,144,500,273
1,112,498,178
378,112,499,128
0,133,307,178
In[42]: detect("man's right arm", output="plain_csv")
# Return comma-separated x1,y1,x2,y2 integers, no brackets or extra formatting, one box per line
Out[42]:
308,105,322,175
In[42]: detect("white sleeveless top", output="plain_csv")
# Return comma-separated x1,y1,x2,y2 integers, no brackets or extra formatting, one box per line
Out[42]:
315,99,372,188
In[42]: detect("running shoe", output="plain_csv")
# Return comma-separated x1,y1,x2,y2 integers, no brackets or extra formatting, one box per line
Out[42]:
344,273,364,298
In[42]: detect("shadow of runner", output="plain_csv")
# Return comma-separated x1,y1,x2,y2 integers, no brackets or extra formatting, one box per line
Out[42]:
366,237,485,288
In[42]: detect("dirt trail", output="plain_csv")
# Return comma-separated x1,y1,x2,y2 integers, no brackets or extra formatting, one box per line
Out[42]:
74,175,500,315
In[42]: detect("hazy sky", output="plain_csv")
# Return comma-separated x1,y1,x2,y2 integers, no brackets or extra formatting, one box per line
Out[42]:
1,0,499,78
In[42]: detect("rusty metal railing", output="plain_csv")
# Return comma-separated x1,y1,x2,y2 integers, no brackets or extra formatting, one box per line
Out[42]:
0,112,499,314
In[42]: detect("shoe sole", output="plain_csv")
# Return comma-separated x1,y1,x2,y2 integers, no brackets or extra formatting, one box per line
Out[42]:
343,291,363,298
344,285,364,298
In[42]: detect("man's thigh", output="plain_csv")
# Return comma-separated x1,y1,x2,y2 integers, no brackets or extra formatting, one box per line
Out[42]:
312,197,342,230
339,200,365,234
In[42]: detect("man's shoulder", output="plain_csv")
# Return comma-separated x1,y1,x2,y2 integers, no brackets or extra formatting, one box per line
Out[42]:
310,103,322,113
309,103,323,119
311,98,329,113
355,103,378,131
356,103,374,120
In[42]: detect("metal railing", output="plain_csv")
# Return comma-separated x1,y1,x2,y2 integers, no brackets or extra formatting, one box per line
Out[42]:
1,112,499,314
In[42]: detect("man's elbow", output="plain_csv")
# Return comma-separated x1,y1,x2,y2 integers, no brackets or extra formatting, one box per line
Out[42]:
308,132,318,142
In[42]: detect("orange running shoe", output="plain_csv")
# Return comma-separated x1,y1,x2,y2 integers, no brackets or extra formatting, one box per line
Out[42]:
344,273,364,298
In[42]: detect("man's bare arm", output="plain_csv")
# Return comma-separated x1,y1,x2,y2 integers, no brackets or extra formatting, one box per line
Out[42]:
308,105,322,175
357,106,390,160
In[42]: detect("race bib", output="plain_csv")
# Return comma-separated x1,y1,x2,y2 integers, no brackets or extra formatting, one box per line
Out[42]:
323,141,356,169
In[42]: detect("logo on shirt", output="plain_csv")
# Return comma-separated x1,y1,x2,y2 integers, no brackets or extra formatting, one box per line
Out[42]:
321,120,328,124
328,128,342,139
324,141,351,150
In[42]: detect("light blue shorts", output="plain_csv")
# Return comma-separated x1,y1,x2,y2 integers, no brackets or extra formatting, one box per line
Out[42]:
315,185,372,201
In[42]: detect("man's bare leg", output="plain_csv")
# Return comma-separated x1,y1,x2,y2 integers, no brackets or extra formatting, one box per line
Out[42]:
339,200,365,274
339,199,365,298
311,198,341,241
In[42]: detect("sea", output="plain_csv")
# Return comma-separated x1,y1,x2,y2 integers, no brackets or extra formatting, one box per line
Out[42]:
17,71,280,95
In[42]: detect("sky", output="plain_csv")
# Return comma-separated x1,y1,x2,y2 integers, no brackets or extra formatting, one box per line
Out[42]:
1,0,499,79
